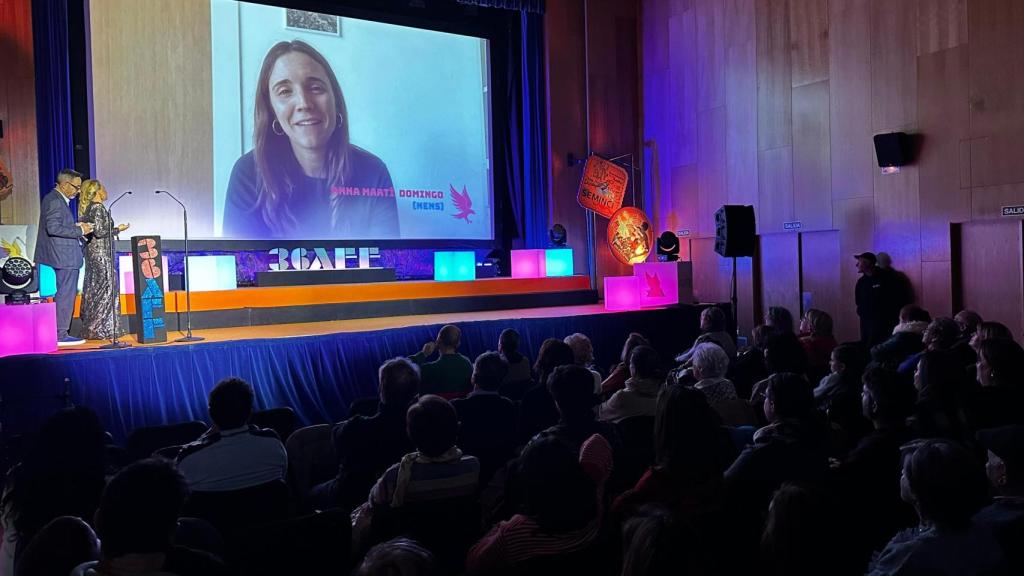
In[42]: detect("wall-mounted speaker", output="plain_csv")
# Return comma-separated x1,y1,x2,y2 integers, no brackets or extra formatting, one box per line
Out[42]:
714,205,756,257
873,132,911,168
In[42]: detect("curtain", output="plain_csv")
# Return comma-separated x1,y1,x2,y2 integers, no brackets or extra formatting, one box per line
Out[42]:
506,11,548,249
32,0,76,197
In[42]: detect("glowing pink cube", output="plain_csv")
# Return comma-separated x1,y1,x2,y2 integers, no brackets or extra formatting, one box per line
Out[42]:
511,249,546,279
634,262,679,307
604,276,641,311
0,302,57,357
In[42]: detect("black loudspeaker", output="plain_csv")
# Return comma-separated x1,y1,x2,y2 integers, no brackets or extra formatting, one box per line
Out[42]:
873,132,911,168
714,205,756,257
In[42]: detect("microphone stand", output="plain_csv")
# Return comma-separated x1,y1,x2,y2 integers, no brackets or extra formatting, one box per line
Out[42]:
100,190,132,349
155,190,204,342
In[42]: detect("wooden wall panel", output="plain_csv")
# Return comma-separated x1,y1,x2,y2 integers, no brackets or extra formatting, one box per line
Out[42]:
968,0,1024,136
697,106,726,237
917,0,967,55
969,133,1024,188
870,0,918,130
669,3,699,166
696,0,726,111
873,166,922,289
788,0,829,86
792,80,832,231
669,164,699,234
0,0,39,227
758,232,801,317
958,220,1024,338
546,0,590,272
756,0,792,151
918,45,970,262
828,0,873,200
725,39,758,207
758,146,794,233
971,183,1024,220
800,230,842,334
921,260,953,318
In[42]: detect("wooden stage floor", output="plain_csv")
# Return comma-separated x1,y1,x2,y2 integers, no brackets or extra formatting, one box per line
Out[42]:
58,304,616,352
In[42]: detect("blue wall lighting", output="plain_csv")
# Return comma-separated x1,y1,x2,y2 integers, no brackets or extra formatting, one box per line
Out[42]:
544,248,574,277
434,251,476,282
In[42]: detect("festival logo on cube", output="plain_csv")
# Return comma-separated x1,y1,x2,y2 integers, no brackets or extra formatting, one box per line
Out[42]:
607,207,653,265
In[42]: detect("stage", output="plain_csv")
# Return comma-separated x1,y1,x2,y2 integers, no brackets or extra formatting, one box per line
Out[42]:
0,302,710,443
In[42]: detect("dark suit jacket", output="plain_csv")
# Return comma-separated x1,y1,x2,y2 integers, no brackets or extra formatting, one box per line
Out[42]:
34,188,83,269
451,392,516,482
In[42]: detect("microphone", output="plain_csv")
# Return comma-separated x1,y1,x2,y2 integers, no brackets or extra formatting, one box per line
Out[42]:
110,190,132,209
154,189,185,210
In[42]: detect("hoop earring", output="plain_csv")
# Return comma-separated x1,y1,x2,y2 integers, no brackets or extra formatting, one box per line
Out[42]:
337,113,344,127
272,120,285,136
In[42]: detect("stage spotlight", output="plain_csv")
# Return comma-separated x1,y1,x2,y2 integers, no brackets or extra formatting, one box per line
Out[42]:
656,231,680,262
549,224,567,247
0,256,39,304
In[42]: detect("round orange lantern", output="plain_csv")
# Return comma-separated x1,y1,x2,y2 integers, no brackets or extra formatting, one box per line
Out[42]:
607,207,653,265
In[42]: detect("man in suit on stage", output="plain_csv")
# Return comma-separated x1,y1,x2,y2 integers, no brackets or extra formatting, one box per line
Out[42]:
34,169,93,346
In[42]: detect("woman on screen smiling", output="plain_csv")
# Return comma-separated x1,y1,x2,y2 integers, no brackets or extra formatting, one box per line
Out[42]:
224,40,399,239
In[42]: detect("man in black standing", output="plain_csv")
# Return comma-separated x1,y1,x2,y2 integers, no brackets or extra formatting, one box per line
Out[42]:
855,252,904,347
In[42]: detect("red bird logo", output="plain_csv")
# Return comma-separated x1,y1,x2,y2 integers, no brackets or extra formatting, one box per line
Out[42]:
450,184,475,224
645,272,665,297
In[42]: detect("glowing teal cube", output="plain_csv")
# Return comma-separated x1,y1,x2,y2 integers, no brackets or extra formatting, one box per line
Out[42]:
37,264,57,298
544,248,574,277
434,251,476,281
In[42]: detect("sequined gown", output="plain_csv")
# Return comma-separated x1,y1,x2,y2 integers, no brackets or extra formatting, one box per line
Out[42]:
79,202,121,339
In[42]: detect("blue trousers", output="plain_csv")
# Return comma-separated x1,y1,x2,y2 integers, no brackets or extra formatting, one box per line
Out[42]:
54,267,80,339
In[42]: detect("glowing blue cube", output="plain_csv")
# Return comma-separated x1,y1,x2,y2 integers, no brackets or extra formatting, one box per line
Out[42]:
434,251,475,282
37,264,57,298
544,249,574,277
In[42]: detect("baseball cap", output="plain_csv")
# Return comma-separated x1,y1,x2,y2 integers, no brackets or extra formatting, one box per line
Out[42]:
977,425,1024,468
854,252,877,264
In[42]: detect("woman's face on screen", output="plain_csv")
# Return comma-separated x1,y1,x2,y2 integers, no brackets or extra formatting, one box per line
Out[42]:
268,51,338,152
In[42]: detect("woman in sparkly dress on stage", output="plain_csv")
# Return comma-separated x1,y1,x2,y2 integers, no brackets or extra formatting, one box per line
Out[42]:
78,179,129,340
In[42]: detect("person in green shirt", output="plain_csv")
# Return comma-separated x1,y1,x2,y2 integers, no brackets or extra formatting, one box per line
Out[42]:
410,324,473,399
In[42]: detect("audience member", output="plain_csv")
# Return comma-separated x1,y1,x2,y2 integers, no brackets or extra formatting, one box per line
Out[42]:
799,308,838,384
1,406,106,576
971,321,1014,351
675,307,735,364
729,324,772,400
75,459,228,576
564,333,603,391
613,385,733,572
766,306,796,335
466,434,612,573
910,351,969,440
871,305,930,369
313,358,419,512
16,516,99,576
952,310,983,365
543,365,612,452
518,339,575,443
599,345,664,423
897,317,960,374
355,395,479,562
749,328,809,407
726,373,827,519
354,538,436,576
813,343,866,407
176,377,287,492
974,425,1024,574
833,367,916,564
689,342,751,426
619,505,698,576
965,339,1024,430
497,329,532,398
869,440,1003,575
600,333,650,396
760,483,834,576
410,325,473,398
452,352,516,486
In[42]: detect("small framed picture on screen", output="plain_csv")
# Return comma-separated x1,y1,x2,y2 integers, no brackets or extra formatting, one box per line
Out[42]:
284,9,341,36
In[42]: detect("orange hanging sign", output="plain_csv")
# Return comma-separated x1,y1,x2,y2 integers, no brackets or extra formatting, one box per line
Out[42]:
577,155,628,218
